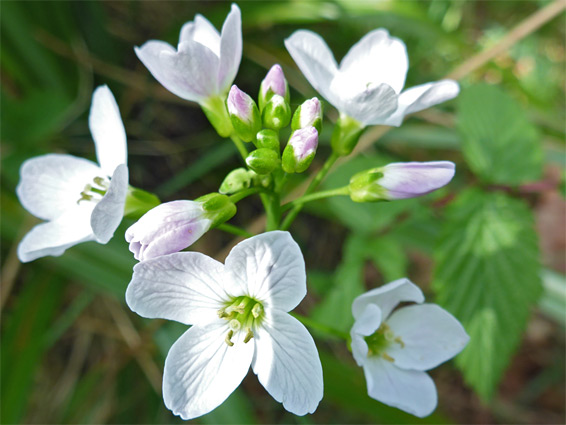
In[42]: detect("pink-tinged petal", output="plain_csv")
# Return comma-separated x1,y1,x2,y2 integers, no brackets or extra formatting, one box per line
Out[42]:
91,164,128,244
350,303,382,366
387,304,470,371
261,64,286,98
252,310,323,415
335,82,398,126
224,231,306,311
163,322,254,420
89,85,127,176
284,30,340,106
288,126,318,161
227,85,254,122
383,80,460,127
16,154,102,221
218,4,242,93
339,29,408,94
352,278,424,320
17,204,95,263
363,357,437,418
380,161,455,200
125,252,228,325
125,200,212,261
179,15,220,55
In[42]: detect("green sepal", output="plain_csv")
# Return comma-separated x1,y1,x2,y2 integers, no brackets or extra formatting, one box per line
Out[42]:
259,82,290,112
254,129,280,155
123,187,161,219
201,95,233,138
331,113,365,156
195,193,237,228
219,168,256,195
261,95,291,131
281,145,314,174
348,168,386,202
246,148,280,175
229,103,261,143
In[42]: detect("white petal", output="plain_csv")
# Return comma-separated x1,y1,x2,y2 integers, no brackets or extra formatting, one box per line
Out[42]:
387,304,469,371
218,4,242,93
252,310,323,415
352,278,424,320
350,304,382,366
284,30,340,106
17,204,95,262
135,41,207,103
363,357,437,417
224,231,306,312
163,322,254,421
383,80,460,127
88,85,127,176
16,154,102,221
339,29,408,94
336,82,398,126
90,164,128,244
126,252,228,325
179,15,220,55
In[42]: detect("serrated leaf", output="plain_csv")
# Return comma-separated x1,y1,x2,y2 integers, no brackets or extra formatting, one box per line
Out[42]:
433,189,542,400
457,84,543,185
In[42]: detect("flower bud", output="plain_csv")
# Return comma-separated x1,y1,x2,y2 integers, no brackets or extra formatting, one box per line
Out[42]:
254,129,280,154
261,94,291,131
219,168,255,195
348,161,455,202
259,64,289,111
291,97,322,133
331,113,364,157
282,127,319,173
227,85,261,142
246,148,281,175
196,193,237,227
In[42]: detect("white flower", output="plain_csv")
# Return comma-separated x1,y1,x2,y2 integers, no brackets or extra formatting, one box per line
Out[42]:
126,231,323,420
16,86,129,262
135,4,242,105
350,278,469,417
285,29,459,127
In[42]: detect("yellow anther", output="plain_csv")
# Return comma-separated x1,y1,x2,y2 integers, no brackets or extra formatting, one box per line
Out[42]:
93,177,108,188
243,328,254,343
382,352,395,362
252,303,262,318
229,319,241,331
225,330,234,347
394,336,405,348
217,309,229,319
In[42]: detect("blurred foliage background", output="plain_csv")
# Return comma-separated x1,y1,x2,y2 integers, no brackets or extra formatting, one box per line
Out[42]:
1,1,565,424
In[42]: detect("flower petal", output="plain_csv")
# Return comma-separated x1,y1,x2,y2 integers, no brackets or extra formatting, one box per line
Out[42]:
179,15,220,55
363,357,437,418
284,30,339,106
88,85,127,176
135,41,208,103
126,252,228,325
380,161,455,200
383,80,460,127
163,322,254,420
16,154,102,221
252,310,323,415
17,204,95,262
218,4,242,93
337,82,398,126
387,304,470,371
224,231,306,312
90,164,128,244
350,304,382,366
352,278,424,320
339,29,408,94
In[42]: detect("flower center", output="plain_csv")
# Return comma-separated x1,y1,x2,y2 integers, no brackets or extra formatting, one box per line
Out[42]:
364,322,405,362
218,296,264,347
77,176,109,204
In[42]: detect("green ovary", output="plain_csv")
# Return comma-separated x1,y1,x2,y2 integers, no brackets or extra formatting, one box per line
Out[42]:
364,322,405,362
218,296,264,347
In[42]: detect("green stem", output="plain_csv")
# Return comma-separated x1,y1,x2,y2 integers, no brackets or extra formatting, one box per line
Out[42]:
262,192,281,231
230,134,249,161
228,187,267,203
281,151,340,230
290,313,350,341
217,223,253,238
281,186,349,212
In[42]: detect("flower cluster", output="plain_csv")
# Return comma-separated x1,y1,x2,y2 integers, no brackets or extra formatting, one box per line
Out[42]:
14,3,469,422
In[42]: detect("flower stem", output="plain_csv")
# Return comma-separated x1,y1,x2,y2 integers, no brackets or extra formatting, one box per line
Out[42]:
230,134,249,161
228,187,268,203
281,186,349,212
291,312,350,341
280,151,340,230
217,223,253,238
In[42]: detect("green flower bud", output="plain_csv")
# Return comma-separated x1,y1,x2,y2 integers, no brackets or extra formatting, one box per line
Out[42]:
219,168,255,195
195,193,237,227
227,85,262,142
246,148,280,175
282,127,319,173
348,169,386,202
201,95,234,138
291,97,322,133
261,94,291,131
331,113,365,157
254,129,280,155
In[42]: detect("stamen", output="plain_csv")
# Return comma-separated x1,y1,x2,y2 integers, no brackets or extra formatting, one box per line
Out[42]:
252,303,262,318
225,330,234,347
229,319,241,331
382,352,395,362
243,328,254,343
394,336,405,348
93,177,109,188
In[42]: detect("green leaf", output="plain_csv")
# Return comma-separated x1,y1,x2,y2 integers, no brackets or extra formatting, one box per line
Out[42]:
457,84,543,185
433,188,542,400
